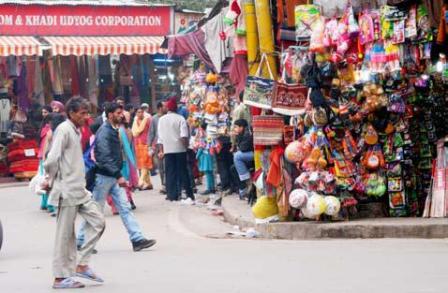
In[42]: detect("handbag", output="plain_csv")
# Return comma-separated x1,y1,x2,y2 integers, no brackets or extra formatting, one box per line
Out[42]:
243,54,275,110
252,115,284,146
295,4,321,40
272,59,308,116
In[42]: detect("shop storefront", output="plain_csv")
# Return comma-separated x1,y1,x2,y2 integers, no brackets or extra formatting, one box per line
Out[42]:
167,0,448,221
0,0,173,180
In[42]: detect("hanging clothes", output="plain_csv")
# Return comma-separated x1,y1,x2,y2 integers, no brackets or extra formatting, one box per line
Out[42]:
16,62,30,111
87,56,98,107
77,56,88,99
0,98,11,133
229,54,248,96
130,55,141,105
6,56,18,77
26,57,35,102
48,56,64,96
34,57,44,106
202,9,233,73
168,29,216,71
70,56,80,96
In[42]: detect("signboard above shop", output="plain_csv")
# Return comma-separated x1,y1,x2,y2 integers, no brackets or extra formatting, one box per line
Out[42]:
0,4,173,36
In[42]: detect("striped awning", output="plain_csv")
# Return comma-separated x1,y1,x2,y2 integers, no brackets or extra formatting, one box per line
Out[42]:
0,36,43,56
44,36,166,56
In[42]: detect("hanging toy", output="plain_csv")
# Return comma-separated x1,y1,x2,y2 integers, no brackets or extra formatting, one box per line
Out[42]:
204,89,221,115
205,73,219,85
364,124,379,145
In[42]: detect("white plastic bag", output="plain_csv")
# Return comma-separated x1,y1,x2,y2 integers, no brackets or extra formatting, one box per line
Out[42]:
29,173,46,196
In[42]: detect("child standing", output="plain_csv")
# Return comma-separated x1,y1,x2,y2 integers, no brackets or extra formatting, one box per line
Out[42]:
195,122,216,195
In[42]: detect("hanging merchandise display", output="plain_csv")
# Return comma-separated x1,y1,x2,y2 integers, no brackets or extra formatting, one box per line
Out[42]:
243,54,275,109
220,0,448,223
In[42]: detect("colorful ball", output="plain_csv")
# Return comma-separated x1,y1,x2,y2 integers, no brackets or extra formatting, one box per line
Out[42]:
289,189,309,209
324,196,341,216
284,141,302,163
304,193,327,217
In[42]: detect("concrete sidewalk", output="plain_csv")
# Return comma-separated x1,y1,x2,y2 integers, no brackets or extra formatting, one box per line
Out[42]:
222,196,448,239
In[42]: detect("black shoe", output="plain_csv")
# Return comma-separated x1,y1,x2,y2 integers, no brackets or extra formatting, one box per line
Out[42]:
132,239,157,252
130,200,137,210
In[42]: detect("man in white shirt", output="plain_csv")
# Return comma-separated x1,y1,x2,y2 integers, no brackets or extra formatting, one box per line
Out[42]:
157,96,194,201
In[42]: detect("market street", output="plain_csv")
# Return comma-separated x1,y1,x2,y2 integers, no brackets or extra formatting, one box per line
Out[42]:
1,182,448,293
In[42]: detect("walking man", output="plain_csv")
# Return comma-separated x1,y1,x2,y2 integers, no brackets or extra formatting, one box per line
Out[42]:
157,96,195,202
78,102,156,252
43,97,105,289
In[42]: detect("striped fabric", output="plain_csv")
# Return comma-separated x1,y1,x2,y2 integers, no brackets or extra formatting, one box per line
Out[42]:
252,115,285,146
0,36,43,56
44,36,166,56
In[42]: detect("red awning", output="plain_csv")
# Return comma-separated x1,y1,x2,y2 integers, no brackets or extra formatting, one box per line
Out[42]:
44,36,166,56
0,36,43,56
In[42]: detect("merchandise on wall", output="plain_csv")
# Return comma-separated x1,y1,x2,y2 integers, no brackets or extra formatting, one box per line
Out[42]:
244,0,448,222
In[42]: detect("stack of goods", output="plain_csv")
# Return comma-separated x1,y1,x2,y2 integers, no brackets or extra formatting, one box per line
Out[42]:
0,144,8,176
8,139,39,179
181,66,232,138
242,1,448,221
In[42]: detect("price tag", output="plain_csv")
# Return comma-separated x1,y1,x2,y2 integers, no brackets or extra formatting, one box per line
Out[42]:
24,149,36,157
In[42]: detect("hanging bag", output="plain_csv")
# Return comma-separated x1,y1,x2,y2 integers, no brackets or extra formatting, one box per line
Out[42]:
295,4,321,40
252,115,284,146
272,57,308,116
243,54,275,110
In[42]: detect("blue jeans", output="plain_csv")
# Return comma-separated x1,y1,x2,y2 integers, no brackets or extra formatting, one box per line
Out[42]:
78,174,145,246
233,151,254,181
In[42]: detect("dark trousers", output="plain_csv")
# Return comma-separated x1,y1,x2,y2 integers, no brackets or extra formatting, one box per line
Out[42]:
165,152,194,201
217,151,239,192
186,149,196,189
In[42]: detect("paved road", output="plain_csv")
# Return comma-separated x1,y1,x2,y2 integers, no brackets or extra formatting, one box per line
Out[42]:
1,181,448,293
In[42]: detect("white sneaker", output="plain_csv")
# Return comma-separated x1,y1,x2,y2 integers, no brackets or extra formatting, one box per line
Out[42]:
180,198,195,206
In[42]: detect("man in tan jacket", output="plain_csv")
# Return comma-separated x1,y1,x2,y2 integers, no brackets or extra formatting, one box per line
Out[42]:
44,97,105,289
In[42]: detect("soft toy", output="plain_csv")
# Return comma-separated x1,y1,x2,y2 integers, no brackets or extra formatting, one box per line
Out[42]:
224,0,246,35
206,73,219,85
204,90,221,115
309,16,326,53
331,17,350,63
302,147,327,171
323,18,338,48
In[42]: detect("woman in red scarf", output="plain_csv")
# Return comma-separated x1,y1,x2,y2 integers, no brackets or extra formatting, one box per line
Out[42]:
132,106,153,190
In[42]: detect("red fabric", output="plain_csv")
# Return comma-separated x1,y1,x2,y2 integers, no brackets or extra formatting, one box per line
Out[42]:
167,30,216,72
8,148,38,162
266,147,285,187
81,117,93,152
229,54,249,97
8,139,38,152
10,159,39,173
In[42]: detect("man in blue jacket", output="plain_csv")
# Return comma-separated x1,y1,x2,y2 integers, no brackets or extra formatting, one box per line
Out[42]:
78,102,156,252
